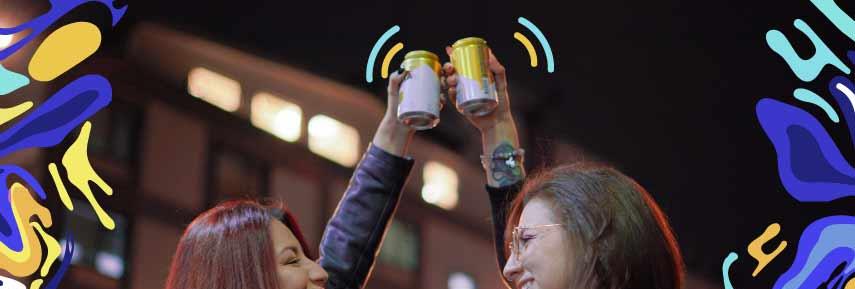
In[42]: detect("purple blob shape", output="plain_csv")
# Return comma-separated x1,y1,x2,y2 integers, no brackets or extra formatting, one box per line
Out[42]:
0,0,126,60
0,165,47,251
0,74,111,158
44,231,74,289
756,98,855,202
774,216,855,289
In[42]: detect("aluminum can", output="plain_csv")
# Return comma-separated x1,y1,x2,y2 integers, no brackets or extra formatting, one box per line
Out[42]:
398,50,442,130
450,37,498,116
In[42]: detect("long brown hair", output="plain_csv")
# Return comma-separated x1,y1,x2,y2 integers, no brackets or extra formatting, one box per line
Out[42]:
507,163,684,289
164,199,313,289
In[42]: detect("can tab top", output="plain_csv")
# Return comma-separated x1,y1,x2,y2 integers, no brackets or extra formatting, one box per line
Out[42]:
452,37,487,48
404,50,439,61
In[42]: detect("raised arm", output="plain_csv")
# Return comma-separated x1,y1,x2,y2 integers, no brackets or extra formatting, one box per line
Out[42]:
318,71,416,289
443,46,524,281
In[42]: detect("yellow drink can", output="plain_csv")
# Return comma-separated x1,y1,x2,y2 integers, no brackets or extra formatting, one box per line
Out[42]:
451,37,498,116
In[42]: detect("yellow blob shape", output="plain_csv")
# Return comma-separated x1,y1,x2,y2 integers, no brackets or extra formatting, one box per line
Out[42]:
846,278,855,289
61,121,114,230
0,102,32,126
381,42,404,79
514,32,538,68
29,279,43,289
0,183,51,277
31,222,60,277
28,22,102,82
48,163,73,211
747,223,787,277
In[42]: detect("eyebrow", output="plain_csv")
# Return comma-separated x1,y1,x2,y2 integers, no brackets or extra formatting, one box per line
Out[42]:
278,245,299,258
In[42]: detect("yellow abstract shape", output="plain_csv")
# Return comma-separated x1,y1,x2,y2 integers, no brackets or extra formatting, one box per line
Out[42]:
47,163,73,210
0,183,51,277
0,102,33,126
29,279,43,289
28,22,101,82
747,223,787,277
61,121,114,229
31,222,59,277
381,42,404,79
846,278,855,289
514,32,538,68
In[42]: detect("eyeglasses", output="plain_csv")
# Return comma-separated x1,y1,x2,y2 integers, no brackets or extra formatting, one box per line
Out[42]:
508,224,564,261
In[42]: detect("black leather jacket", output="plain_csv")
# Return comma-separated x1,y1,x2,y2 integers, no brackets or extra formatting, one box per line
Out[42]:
318,144,521,289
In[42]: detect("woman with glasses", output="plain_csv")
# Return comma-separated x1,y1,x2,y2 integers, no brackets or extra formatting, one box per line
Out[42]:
501,164,685,289
443,47,685,289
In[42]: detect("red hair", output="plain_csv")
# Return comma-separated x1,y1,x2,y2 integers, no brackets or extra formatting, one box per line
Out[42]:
164,199,314,289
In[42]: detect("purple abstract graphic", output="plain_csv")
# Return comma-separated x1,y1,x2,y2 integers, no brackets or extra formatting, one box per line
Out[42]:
0,165,48,251
773,216,855,289
756,98,855,202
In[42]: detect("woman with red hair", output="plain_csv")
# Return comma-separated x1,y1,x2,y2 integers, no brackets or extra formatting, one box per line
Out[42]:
164,70,417,289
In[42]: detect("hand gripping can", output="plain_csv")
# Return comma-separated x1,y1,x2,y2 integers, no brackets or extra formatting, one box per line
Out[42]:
398,50,442,130
450,37,498,116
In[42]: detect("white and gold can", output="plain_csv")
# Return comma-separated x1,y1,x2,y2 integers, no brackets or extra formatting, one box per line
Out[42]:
398,50,442,130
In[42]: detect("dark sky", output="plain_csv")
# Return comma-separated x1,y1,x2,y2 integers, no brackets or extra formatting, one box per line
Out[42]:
82,0,855,286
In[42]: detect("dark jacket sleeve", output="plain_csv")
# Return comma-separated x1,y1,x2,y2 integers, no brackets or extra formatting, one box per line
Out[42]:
486,181,522,284
318,144,414,289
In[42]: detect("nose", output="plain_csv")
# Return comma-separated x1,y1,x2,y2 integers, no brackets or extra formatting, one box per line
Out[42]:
308,260,329,287
503,252,522,284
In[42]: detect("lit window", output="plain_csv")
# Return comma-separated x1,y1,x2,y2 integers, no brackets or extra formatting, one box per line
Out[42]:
187,67,241,112
448,272,477,289
59,198,128,279
308,115,359,167
0,34,12,49
421,161,459,210
251,92,302,142
378,220,419,270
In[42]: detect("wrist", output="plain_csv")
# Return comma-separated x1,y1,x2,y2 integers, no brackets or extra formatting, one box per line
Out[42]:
380,113,413,135
373,114,414,157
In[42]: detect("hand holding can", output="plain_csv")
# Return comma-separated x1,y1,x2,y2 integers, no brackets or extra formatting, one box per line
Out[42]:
442,41,514,132
448,37,499,117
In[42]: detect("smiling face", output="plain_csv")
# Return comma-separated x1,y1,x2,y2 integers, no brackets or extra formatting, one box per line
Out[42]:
268,219,328,289
503,198,574,289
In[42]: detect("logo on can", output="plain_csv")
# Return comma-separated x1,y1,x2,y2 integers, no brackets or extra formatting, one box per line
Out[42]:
451,37,498,116
398,50,442,130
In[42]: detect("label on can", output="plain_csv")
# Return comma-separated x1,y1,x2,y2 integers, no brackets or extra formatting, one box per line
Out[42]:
398,60,441,130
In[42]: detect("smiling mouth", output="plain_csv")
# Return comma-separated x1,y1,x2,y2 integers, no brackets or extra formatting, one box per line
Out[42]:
517,279,533,289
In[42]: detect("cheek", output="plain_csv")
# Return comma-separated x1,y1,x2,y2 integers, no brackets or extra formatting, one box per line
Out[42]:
527,239,575,289
277,267,310,289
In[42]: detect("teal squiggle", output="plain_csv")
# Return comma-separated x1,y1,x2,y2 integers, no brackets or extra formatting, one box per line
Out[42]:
794,88,840,123
365,25,400,83
723,252,738,289
766,19,850,82
518,17,555,73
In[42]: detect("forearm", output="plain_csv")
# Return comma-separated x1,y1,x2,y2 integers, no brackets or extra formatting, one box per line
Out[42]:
319,144,414,289
372,114,414,157
481,120,525,188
